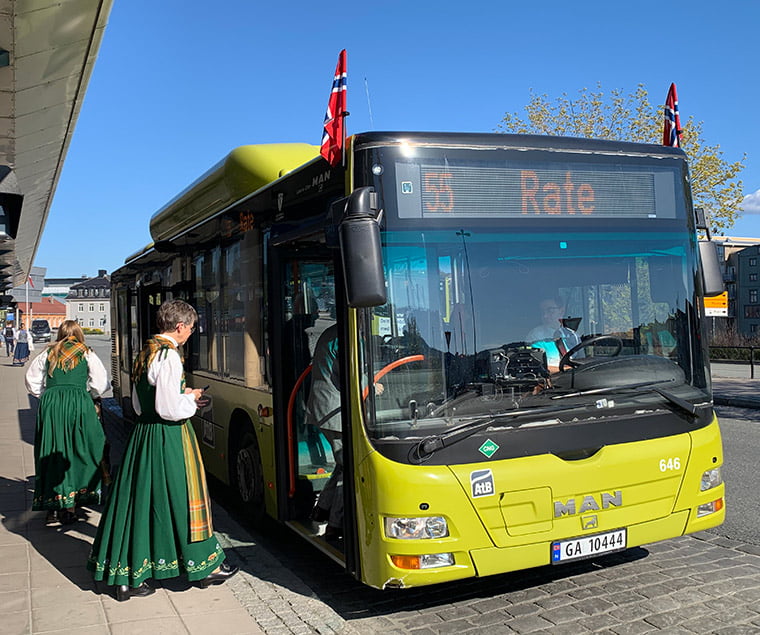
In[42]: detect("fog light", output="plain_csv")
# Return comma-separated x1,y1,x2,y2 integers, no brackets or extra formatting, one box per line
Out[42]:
384,516,449,539
697,498,724,517
700,467,722,492
390,553,454,569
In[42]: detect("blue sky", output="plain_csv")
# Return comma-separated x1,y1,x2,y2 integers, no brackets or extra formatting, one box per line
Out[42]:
36,0,760,277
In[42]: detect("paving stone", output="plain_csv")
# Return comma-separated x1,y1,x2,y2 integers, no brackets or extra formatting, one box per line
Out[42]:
504,615,554,634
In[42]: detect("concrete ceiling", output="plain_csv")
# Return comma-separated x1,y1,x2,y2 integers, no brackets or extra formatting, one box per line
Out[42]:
0,0,113,289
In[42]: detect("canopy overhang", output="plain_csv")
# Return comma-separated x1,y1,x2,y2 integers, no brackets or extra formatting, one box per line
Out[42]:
0,0,113,289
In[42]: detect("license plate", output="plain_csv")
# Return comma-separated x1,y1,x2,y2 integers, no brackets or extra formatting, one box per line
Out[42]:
551,528,626,563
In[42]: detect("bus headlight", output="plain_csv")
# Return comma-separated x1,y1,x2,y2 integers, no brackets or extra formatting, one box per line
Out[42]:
384,516,449,539
700,467,722,491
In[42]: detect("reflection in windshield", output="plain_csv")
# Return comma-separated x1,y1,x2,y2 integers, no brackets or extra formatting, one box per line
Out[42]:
361,229,708,436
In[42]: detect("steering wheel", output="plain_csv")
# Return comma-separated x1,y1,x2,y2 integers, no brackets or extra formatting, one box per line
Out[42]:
559,335,623,372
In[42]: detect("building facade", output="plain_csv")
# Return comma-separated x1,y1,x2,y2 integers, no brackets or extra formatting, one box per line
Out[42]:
29,296,66,328
65,270,111,333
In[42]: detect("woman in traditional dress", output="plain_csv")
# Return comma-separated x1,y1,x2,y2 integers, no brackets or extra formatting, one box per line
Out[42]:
87,299,238,601
25,320,109,525
12,322,30,365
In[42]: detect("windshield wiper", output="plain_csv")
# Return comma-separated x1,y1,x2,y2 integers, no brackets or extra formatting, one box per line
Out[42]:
552,378,703,418
414,401,600,459
551,379,676,400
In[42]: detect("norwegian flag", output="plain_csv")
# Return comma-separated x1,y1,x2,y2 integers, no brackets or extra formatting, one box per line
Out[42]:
663,83,682,147
320,49,348,167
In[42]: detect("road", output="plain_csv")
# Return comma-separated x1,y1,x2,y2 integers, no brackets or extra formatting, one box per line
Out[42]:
87,334,113,397
711,405,760,546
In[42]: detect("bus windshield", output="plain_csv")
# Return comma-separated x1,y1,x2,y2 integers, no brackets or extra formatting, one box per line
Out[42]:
356,142,708,440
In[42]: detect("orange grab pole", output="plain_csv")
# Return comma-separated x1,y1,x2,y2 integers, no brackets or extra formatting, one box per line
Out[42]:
287,364,312,498
362,355,425,400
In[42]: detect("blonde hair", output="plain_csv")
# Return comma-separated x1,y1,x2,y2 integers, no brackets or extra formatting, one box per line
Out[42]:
45,320,88,373
54,320,86,345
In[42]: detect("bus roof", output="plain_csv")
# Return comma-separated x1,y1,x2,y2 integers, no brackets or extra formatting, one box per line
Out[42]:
350,131,688,159
149,143,320,243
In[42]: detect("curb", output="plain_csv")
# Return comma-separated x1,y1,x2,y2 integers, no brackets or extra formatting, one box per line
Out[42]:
713,396,760,409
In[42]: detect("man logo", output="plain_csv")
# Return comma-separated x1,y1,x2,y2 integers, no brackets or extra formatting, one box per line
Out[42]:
470,469,495,498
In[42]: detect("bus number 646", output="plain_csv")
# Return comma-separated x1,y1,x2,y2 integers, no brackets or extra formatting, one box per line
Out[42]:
659,457,681,472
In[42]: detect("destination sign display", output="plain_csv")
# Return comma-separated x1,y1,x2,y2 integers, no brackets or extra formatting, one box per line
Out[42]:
395,159,680,220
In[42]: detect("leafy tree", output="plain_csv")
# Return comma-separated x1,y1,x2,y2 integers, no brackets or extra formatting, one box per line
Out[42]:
497,84,745,234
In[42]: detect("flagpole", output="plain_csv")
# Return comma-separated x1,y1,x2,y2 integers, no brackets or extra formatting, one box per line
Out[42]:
25,277,29,326
342,51,349,169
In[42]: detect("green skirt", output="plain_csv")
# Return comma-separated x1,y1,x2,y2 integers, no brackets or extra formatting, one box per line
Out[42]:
87,420,225,587
33,385,105,511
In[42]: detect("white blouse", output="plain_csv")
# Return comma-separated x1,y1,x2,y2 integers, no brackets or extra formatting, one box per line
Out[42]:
25,348,109,398
132,335,197,422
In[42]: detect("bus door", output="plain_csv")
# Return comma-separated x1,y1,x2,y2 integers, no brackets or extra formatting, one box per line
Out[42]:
137,283,162,344
270,246,341,528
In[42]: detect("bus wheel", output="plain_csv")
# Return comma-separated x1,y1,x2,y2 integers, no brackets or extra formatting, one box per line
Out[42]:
232,431,265,525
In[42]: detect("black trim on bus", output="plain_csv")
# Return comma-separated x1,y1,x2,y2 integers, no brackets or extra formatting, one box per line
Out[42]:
351,131,688,159
370,406,715,466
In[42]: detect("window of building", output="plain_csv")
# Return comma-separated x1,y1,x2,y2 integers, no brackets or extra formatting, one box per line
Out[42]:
751,273,758,281
78,303,84,312
89,318,95,327
752,324,759,334
99,303,105,312
751,290,758,304
89,303,95,312
745,305,760,318
750,257,757,267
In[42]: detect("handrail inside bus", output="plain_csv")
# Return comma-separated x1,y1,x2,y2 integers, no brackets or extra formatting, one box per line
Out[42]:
287,364,313,498
286,354,425,499
362,355,426,400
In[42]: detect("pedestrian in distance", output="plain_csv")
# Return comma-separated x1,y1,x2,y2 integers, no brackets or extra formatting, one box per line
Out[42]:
25,320,109,526
87,299,238,601
13,322,31,365
4,321,15,357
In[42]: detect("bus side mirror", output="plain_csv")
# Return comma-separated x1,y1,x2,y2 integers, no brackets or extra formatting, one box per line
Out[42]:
339,187,387,307
698,240,725,297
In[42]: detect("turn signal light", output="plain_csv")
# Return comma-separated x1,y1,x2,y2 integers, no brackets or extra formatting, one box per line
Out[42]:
390,553,454,569
697,497,724,517
391,555,421,569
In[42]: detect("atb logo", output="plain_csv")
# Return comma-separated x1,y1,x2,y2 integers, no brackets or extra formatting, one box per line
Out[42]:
470,469,495,498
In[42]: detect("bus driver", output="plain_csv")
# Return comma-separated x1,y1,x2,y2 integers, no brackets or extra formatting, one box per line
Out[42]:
526,296,580,372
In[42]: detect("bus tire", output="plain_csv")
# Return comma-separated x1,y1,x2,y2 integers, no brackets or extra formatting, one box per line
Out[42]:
230,428,265,526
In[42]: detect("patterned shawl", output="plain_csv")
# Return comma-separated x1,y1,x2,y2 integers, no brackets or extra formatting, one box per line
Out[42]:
47,337,88,377
131,336,183,385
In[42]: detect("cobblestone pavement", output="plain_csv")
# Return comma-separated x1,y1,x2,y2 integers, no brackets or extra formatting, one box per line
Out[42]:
102,401,760,635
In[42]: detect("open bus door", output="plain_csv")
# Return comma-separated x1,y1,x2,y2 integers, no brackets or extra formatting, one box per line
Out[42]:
269,239,359,571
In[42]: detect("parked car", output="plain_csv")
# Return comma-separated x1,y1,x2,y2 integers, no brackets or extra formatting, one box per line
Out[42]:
31,319,52,343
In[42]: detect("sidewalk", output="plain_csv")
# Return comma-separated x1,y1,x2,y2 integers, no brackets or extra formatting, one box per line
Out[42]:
0,355,265,635
712,376,760,409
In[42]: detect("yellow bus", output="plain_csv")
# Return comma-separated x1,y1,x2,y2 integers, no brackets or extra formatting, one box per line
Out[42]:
111,132,725,589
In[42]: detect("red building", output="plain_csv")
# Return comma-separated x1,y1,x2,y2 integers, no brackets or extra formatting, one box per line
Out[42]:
25,296,67,329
